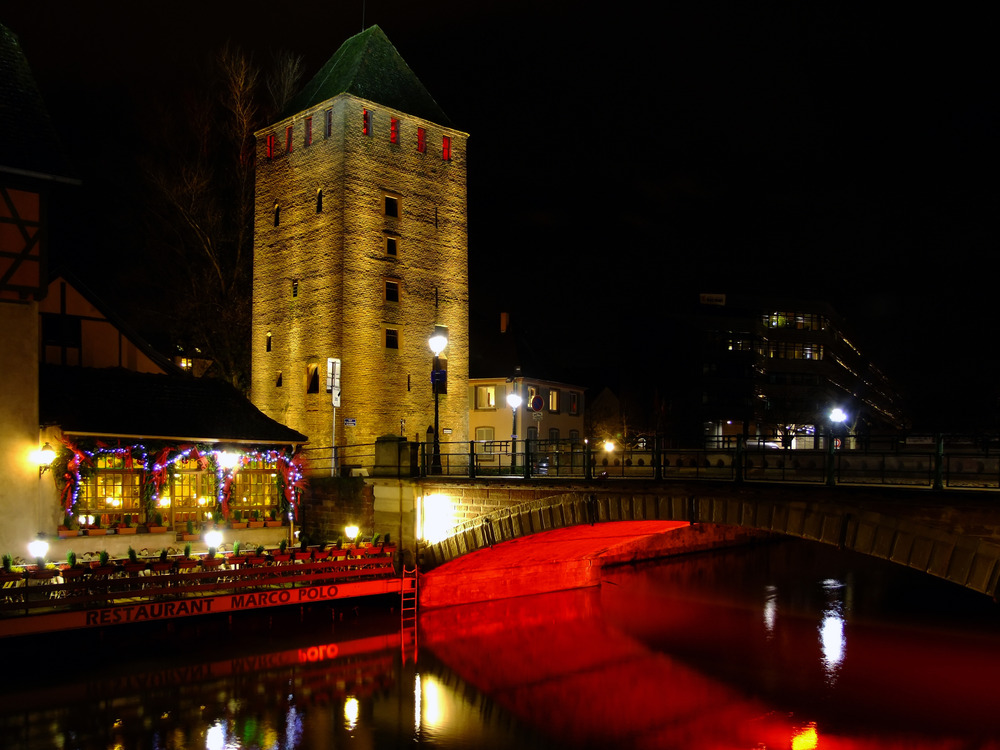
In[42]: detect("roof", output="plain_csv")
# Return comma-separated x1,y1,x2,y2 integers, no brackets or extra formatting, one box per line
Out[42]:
281,25,453,128
0,22,76,182
40,365,306,445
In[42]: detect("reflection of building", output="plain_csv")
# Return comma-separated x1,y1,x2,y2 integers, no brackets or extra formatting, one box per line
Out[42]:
689,294,904,447
251,26,469,454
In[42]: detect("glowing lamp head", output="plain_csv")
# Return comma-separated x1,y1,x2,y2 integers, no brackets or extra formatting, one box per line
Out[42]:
829,408,848,424
33,442,56,468
27,538,48,560
428,324,449,356
217,451,241,470
506,392,522,410
604,441,615,452
345,525,360,542
204,530,223,549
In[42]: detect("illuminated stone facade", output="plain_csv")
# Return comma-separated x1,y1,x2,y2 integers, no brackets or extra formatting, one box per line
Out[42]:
251,27,469,456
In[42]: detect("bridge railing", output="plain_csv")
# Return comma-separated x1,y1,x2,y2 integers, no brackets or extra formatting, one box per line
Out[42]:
300,436,1000,490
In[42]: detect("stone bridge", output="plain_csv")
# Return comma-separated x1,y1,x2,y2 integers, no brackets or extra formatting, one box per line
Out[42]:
413,479,1000,601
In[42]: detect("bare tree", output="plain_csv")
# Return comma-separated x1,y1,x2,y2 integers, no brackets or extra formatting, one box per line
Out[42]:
141,45,303,392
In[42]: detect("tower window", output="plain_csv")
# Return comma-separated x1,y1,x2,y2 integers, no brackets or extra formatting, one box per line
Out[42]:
276,371,282,387
384,195,399,218
286,126,293,153
362,108,371,135
442,135,451,161
390,117,399,144
385,280,399,303
316,189,323,213
266,332,272,352
274,204,280,227
385,328,399,349
292,279,299,298
386,236,398,256
266,133,276,159
305,117,313,146
417,127,426,153
325,109,333,138
307,364,320,393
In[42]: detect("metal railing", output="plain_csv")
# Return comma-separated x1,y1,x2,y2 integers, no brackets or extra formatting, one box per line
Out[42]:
302,435,1000,490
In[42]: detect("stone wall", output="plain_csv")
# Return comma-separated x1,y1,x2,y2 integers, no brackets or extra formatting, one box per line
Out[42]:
299,476,374,544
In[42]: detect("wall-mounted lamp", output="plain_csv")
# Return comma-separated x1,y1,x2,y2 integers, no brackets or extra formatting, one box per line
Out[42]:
345,525,360,543
34,442,56,476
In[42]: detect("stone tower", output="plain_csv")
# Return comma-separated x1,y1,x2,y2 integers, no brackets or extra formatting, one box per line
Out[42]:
251,26,469,462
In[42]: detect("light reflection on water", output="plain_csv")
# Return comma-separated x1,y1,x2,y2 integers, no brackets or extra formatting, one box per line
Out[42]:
0,540,998,749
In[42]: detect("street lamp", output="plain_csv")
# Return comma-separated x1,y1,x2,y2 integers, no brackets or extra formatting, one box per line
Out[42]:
506,390,522,474
428,325,448,474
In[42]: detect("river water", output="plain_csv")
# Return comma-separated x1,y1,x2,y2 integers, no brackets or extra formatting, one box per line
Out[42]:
2,538,998,749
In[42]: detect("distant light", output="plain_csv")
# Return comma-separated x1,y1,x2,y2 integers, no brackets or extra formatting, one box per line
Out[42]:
830,408,847,423
604,441,615,452
344,696,359,730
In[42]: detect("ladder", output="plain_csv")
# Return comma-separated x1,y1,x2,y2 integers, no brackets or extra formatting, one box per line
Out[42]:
401,565,418,664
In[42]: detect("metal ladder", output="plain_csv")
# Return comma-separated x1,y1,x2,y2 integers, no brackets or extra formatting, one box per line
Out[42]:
401,565,418,664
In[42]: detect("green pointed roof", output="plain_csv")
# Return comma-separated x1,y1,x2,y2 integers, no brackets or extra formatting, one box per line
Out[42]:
282,25,453,128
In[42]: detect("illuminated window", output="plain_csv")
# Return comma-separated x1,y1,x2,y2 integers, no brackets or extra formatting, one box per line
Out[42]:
442,135,451,161
75,454,143,525
325,109,333,138
362,108,371,135
307,364,320,393
385,328,399,349
265,332,272,352
475,385,497,409
417,127,426,153
548,389,560,413
178,357,192,370
286,125,293,153
385,280,399,303
390,117,399,144
265,133,276,159
384,195,399,218
386,236,398,256
305,116,312,146
569,392,580,415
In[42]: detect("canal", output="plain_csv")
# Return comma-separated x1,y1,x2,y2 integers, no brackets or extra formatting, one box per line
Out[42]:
1,537,998,748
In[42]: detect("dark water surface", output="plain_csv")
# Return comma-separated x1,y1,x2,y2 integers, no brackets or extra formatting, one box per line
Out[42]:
2,539,998,749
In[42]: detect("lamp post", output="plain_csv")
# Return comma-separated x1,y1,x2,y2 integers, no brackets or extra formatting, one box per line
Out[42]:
428,325,448,474
506,390,522,474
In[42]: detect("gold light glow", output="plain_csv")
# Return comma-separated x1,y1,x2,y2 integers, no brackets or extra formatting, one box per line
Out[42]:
345,525,359,542
604,441,615,452
792,723,818,750
419,673,445,729
420,494,456,544
343,696,359,730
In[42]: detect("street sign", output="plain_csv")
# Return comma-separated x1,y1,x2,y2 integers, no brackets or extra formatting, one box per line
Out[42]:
533,412,543,421
530,395,544,412
344,418,357,427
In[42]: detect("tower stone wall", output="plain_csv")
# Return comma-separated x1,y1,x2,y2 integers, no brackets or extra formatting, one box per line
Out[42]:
252,86,469,457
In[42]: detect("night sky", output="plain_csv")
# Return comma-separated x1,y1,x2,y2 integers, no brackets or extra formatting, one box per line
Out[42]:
4,2,997,428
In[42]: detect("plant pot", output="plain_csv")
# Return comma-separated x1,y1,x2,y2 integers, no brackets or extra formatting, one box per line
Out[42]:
265,520,282,528
229,522,248,529
176,559,199,570
0,571,24,583
60,567,86,580
179,533,200,542
57,527,79,538
86,528,107,536
247,521,264,529
117,527,137,535
147,526,168,534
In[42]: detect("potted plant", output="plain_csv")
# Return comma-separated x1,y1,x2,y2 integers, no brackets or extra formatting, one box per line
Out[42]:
229,509,248,529
62,550,86,581
228,539,246,567
118,514,137,535
151,548,174,574
147,511,168,534
123,546,145,574
180,519,200,542
265,508,282,527
248,509,264,529
87,515,107,536
0,553,23,583
58,513,79,538
271,538,292,563
177,542,198,570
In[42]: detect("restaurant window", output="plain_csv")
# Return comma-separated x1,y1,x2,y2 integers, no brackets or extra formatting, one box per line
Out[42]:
75,454,143,526
166,455,211,525
228,455,281,517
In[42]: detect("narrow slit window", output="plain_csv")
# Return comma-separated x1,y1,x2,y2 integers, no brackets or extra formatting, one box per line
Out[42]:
266,133,276,159
305,117,313,146
286,126,293,153
307,364,319,393
292,279,298,298
417,127,426,153
275,371,282,387
362,108,371,135
316,189,323,213
266,332,272,352
274,204,280,227
442,135,451,161
325,109,333,138
390,117,399,144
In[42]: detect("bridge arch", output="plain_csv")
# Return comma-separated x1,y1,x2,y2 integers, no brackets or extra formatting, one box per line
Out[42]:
419,484,1000,599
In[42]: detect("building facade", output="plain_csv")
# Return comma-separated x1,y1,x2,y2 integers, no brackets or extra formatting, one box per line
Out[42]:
690,294,904,448
251,26,469,460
